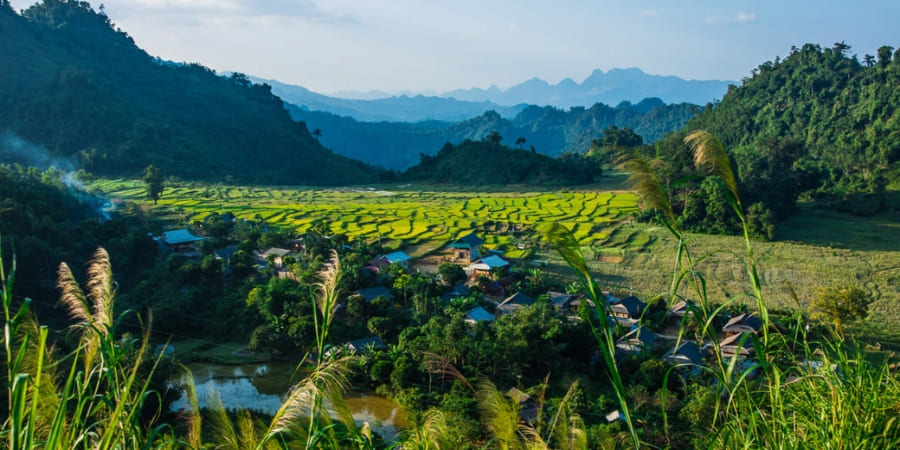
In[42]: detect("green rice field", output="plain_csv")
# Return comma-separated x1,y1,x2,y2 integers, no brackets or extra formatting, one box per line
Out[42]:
90,180,648,259
92,180,900,339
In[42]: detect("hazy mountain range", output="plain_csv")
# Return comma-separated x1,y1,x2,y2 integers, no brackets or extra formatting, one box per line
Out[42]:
255,68,732,123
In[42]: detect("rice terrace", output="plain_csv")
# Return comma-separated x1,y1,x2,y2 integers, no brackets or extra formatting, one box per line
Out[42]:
91,179,900,338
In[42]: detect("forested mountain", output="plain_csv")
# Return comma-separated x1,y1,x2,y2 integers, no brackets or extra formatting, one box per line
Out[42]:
402,132,603,185
0,1,384,185
441,68,732,107
253,76,526,122
688,42,900,197
288,99,699,170
631,42,900,239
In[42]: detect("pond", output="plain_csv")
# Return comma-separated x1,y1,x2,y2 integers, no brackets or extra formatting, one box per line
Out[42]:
169,361,408,441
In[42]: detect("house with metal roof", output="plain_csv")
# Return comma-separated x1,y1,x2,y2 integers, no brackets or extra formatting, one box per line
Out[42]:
365,250,412,273
464,306,495,324
158,229,205,253
496,292,536,315
464,255,509,279
448,233,485,262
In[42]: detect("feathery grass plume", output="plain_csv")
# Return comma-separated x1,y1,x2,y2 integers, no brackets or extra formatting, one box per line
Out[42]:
403,408,452,449
178,365,203,450
685,130,741,205
206,389,240,448
263,355,357,445
86,247,115,335
545,381,586,449
311,250,342,359
475,378,530,449
235,409,260,450
423,352,474,392
57,262,101,370
622,155,675,222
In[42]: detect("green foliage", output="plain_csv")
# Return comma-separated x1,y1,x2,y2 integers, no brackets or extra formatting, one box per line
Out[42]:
688,42,900,211
0,2,385,185
404,138,602,185
811,284,871,336
142,165,163,204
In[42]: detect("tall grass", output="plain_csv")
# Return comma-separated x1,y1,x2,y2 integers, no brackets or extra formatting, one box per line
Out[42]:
2,246,172,448
545,130,900,448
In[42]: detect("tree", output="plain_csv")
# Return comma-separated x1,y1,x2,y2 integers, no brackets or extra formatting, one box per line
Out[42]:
484,131,502,145
142,165,164,204
811,284,870,337
877,46,894,69
312,128,323,139
863,54,876,68
515,137,526,149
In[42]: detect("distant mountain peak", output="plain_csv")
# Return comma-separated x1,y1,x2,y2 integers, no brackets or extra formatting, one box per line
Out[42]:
437,67,733,108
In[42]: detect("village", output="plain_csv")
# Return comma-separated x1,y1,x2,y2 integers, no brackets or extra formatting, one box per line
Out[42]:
154,217,764,422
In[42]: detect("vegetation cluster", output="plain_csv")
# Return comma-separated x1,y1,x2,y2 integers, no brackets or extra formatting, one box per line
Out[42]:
0,1,384,185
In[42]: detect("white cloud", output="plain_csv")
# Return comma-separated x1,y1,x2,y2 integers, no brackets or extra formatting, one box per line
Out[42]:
704,10,757,24
640,9,658,17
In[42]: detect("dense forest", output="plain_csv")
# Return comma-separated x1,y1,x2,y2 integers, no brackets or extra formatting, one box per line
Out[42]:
604,42,900,239
289,99,698,170
0,1,384,185
402,132,603,185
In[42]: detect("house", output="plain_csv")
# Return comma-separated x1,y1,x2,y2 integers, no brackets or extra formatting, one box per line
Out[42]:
663,340,703,366
158,229,205,253
365,250,412,273
718,332,756,358
496,292,535,315
258,248,292,269
355,286,395,303
722,313,763,336
548,292,580,311
464,255,509,279
464,306,494,325
609,295,646,320
213,245,239,264
668,300,696,320
448,233,485,262
287,238,305,254
483,276,516,298
346,336,387,355
507,388,539,425
442,283,471,302
615,327,658,355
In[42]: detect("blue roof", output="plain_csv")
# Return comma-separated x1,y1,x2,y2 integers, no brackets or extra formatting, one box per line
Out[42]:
162,229,204,245
449,233,484,249
465,306,494,323
357,286,394,302
384,251,411,264
480,254,509,269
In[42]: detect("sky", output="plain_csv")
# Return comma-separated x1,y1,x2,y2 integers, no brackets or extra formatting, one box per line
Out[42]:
10,0,900,96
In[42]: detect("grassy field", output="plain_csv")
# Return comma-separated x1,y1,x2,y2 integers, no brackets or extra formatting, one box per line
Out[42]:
92,179,900,339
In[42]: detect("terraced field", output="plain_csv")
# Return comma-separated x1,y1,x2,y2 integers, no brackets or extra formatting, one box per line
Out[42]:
91,180,648,258
91,180,900,339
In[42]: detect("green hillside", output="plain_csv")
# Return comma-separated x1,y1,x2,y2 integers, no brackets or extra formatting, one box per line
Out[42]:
689,42,900,204
402,133,603,185
288,99,698,170
0,1,383,185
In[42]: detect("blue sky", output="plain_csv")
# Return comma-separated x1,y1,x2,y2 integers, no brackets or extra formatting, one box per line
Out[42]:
11,0,900,95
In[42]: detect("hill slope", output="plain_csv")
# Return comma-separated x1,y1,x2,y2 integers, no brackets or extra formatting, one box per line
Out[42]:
688,42,900,201
288,99,699,170
0,2,382,185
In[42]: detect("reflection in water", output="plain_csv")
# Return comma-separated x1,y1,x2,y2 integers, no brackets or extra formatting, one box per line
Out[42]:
170,362,407,440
